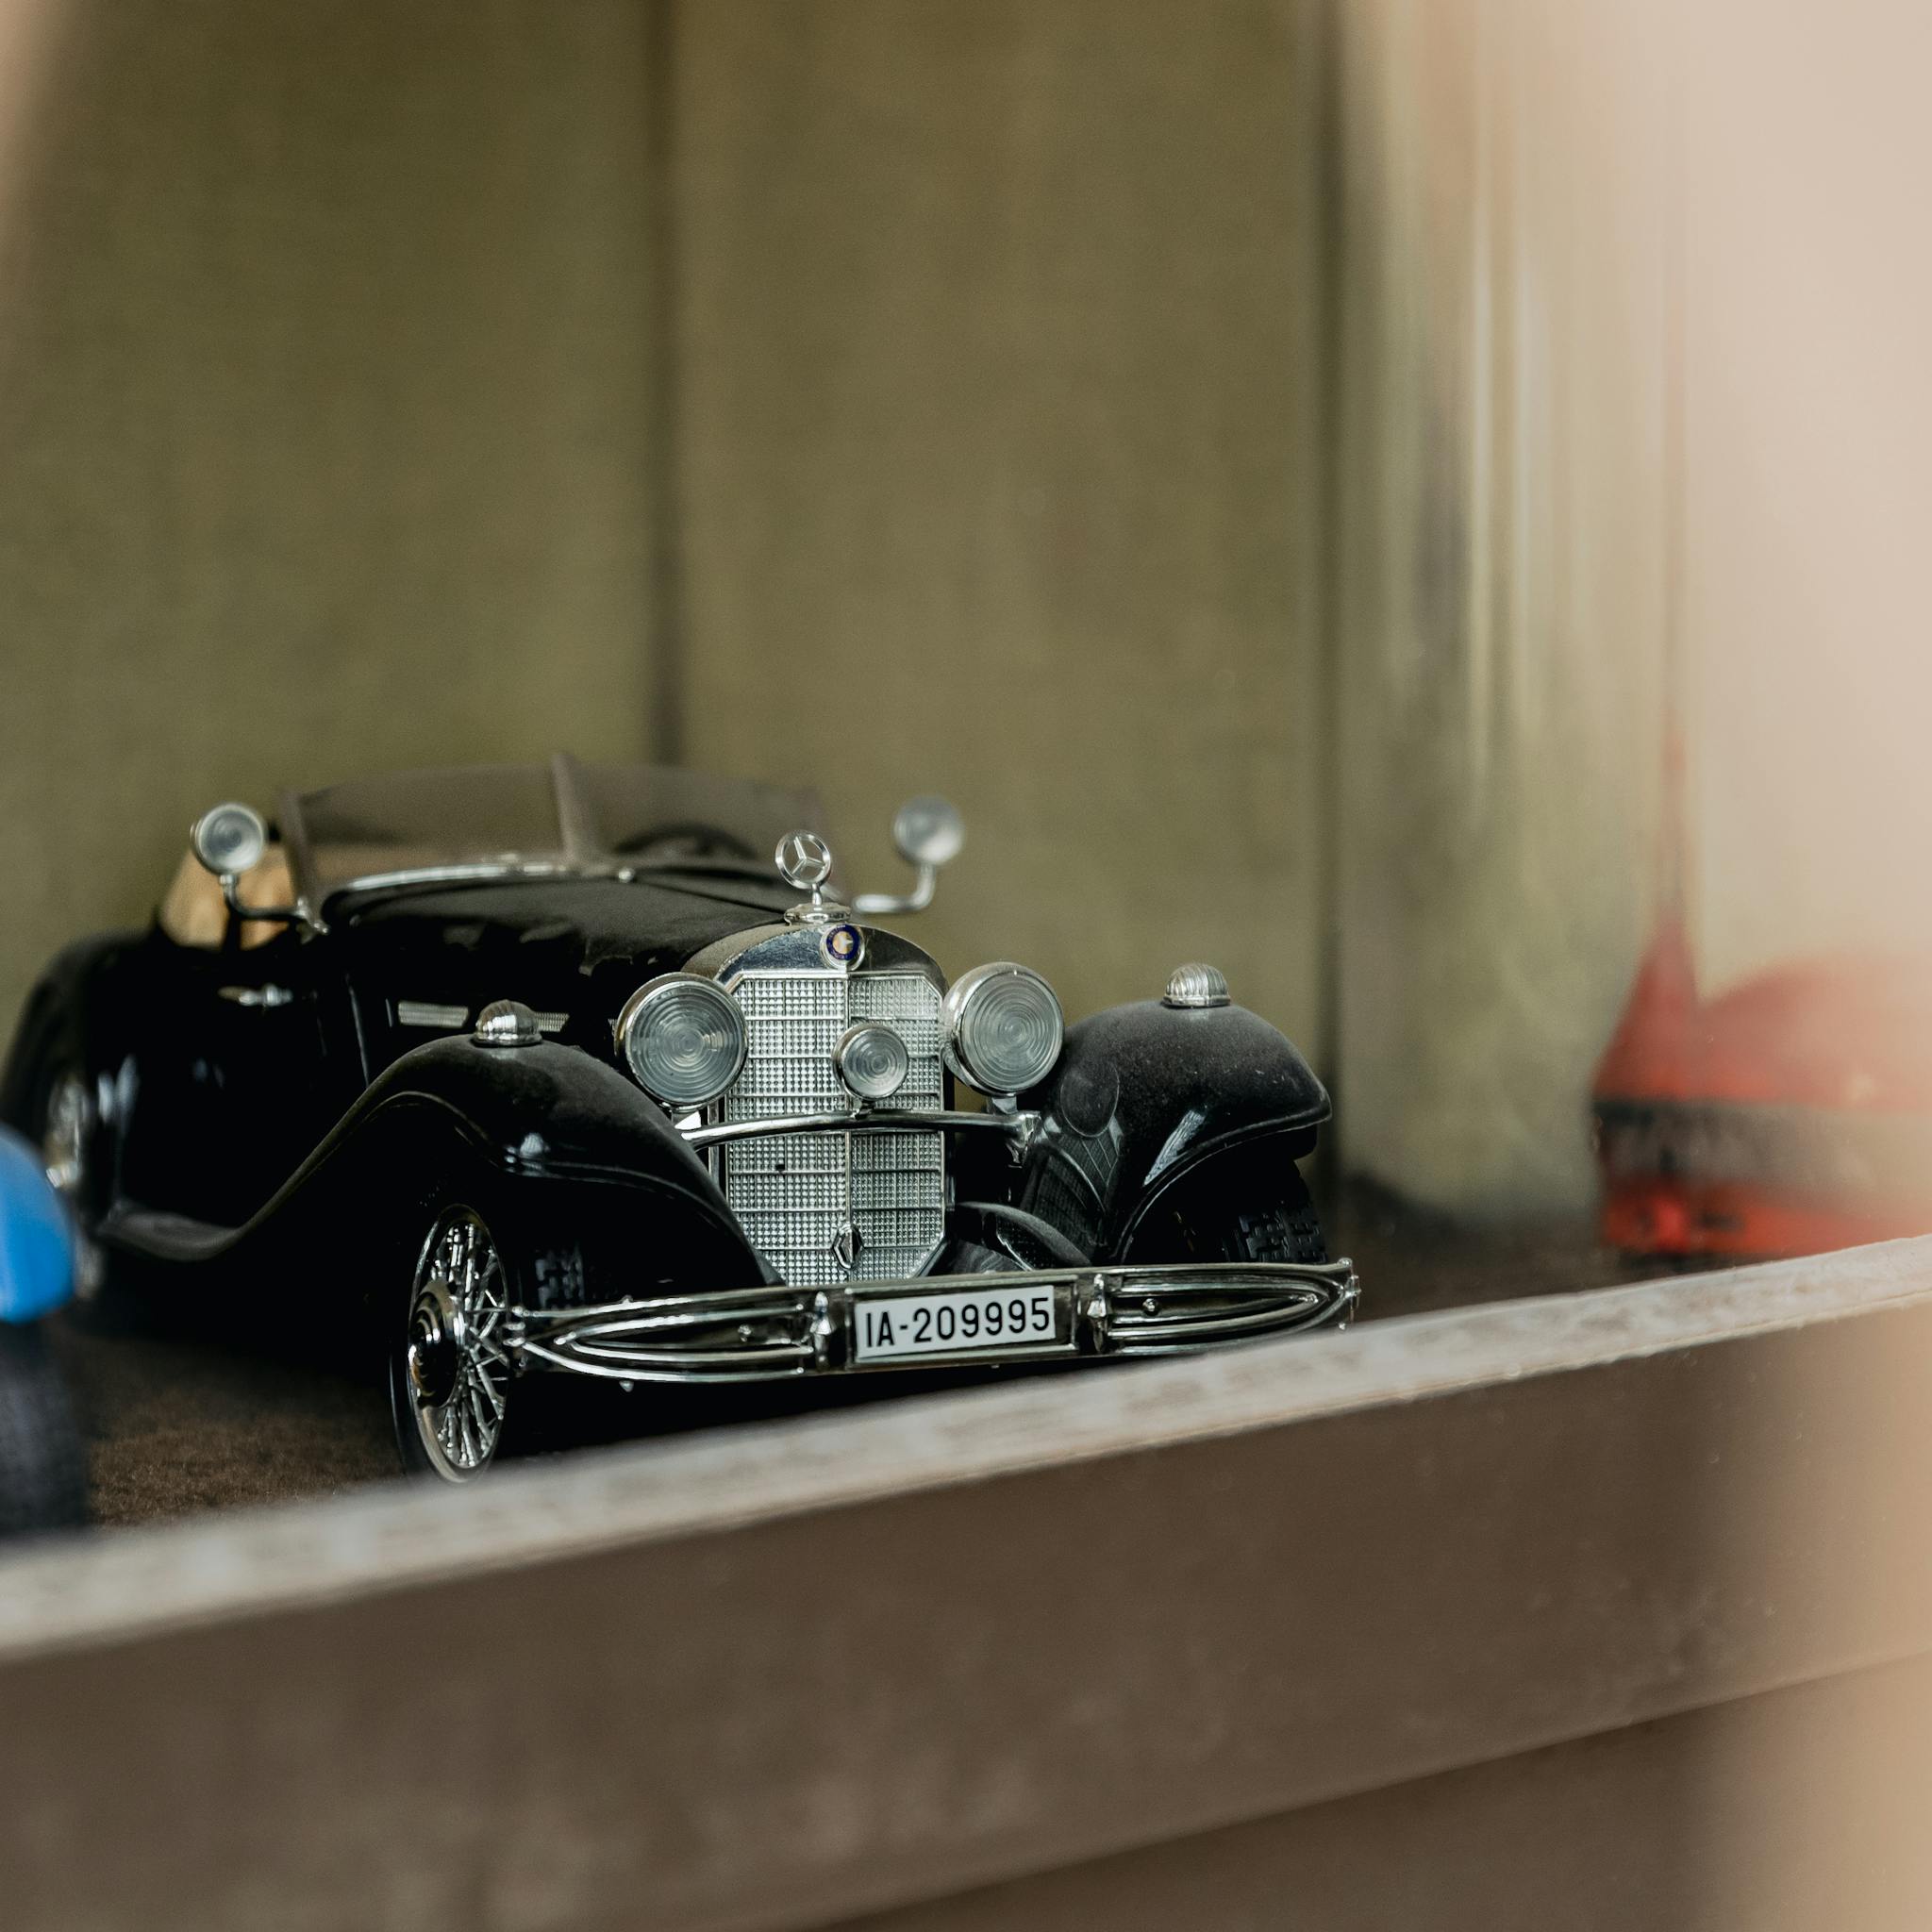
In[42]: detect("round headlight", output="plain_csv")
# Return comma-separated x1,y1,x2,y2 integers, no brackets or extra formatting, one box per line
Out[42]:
617,974,747,1108
834,1022,910,1103
942,962,1064,1096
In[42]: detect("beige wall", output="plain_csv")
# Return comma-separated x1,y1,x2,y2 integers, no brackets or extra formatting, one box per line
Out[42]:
1677,0,1932,988
672,0,1332,1043
0,0,659,1020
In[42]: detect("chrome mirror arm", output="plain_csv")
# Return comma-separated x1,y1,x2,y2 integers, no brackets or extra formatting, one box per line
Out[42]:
192,800,324,935
851,796,962,916
852,862,940,917
218,874,325,936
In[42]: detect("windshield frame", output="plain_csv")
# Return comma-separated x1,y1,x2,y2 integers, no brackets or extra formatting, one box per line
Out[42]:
279,753,826,911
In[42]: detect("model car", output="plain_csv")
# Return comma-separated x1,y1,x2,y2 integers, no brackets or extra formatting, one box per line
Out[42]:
0,1124,86,1536
0,758,1355,1483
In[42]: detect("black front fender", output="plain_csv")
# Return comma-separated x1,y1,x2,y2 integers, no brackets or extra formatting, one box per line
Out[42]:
363,1034,716,1191
1016,1000,1329,1260
108,1036,775,1307
358,1035,776,1303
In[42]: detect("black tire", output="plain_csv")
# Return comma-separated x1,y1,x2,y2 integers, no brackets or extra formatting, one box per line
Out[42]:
0,1323,88,1539
945,1243,1011,1275
1130,1156,1330,1266
1218,1171,1330,1264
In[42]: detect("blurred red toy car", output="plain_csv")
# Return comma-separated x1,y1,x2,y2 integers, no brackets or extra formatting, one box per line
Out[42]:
1593,921,1932,1258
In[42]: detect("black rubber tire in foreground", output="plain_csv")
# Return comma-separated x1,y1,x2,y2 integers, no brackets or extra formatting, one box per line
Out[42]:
0,1323,88,1540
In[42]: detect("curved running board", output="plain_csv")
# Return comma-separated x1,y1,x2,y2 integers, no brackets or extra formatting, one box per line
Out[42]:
99,1205,242,1265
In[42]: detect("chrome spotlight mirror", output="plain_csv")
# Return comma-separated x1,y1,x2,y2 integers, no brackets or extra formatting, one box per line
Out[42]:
891,795,964,869
188,801,315,933
191,802,268,881
854,796,964,918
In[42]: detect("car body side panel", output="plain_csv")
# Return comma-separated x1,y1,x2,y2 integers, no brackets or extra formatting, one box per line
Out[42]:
0,931,156,1228
4,923,366,1229
0,931,145,1132
1016,1000,1329,1259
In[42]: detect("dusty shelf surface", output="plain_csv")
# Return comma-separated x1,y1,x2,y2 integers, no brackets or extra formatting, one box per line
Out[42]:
41,1180,1717,1531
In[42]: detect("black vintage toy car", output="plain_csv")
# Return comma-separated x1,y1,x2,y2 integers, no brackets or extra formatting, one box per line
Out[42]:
1,758,1355,1483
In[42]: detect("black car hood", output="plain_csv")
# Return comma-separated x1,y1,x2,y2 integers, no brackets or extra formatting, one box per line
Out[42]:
338,873,800,1062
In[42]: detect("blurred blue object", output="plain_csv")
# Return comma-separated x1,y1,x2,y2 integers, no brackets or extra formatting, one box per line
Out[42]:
0,1126,74,1324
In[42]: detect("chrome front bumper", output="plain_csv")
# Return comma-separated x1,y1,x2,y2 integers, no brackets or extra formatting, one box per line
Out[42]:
503,1258,1360,1384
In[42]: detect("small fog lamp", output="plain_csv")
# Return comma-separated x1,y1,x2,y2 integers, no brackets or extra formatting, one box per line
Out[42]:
834,1023,910,1103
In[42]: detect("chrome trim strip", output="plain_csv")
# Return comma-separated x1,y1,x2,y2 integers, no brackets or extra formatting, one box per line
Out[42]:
218,985,295,1009
504,1259,1358,1384
398,1000,565,1034
397,1000,471,1029
684,1108,1041,1151
339,861,583,893
682,921,949,994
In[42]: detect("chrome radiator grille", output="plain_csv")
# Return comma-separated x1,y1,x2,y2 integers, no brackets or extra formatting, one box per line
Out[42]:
720,972,945,1288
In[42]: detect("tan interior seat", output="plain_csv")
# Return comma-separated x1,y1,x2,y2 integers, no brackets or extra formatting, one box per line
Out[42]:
158,845,296,950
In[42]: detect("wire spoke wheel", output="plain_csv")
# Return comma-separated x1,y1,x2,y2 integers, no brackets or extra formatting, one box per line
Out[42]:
405,1206,510,1482
41,1071,90,1198
39,1068,105,1298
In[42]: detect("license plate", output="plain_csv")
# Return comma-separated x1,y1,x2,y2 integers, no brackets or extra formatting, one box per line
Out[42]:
851,1283,1058,1363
